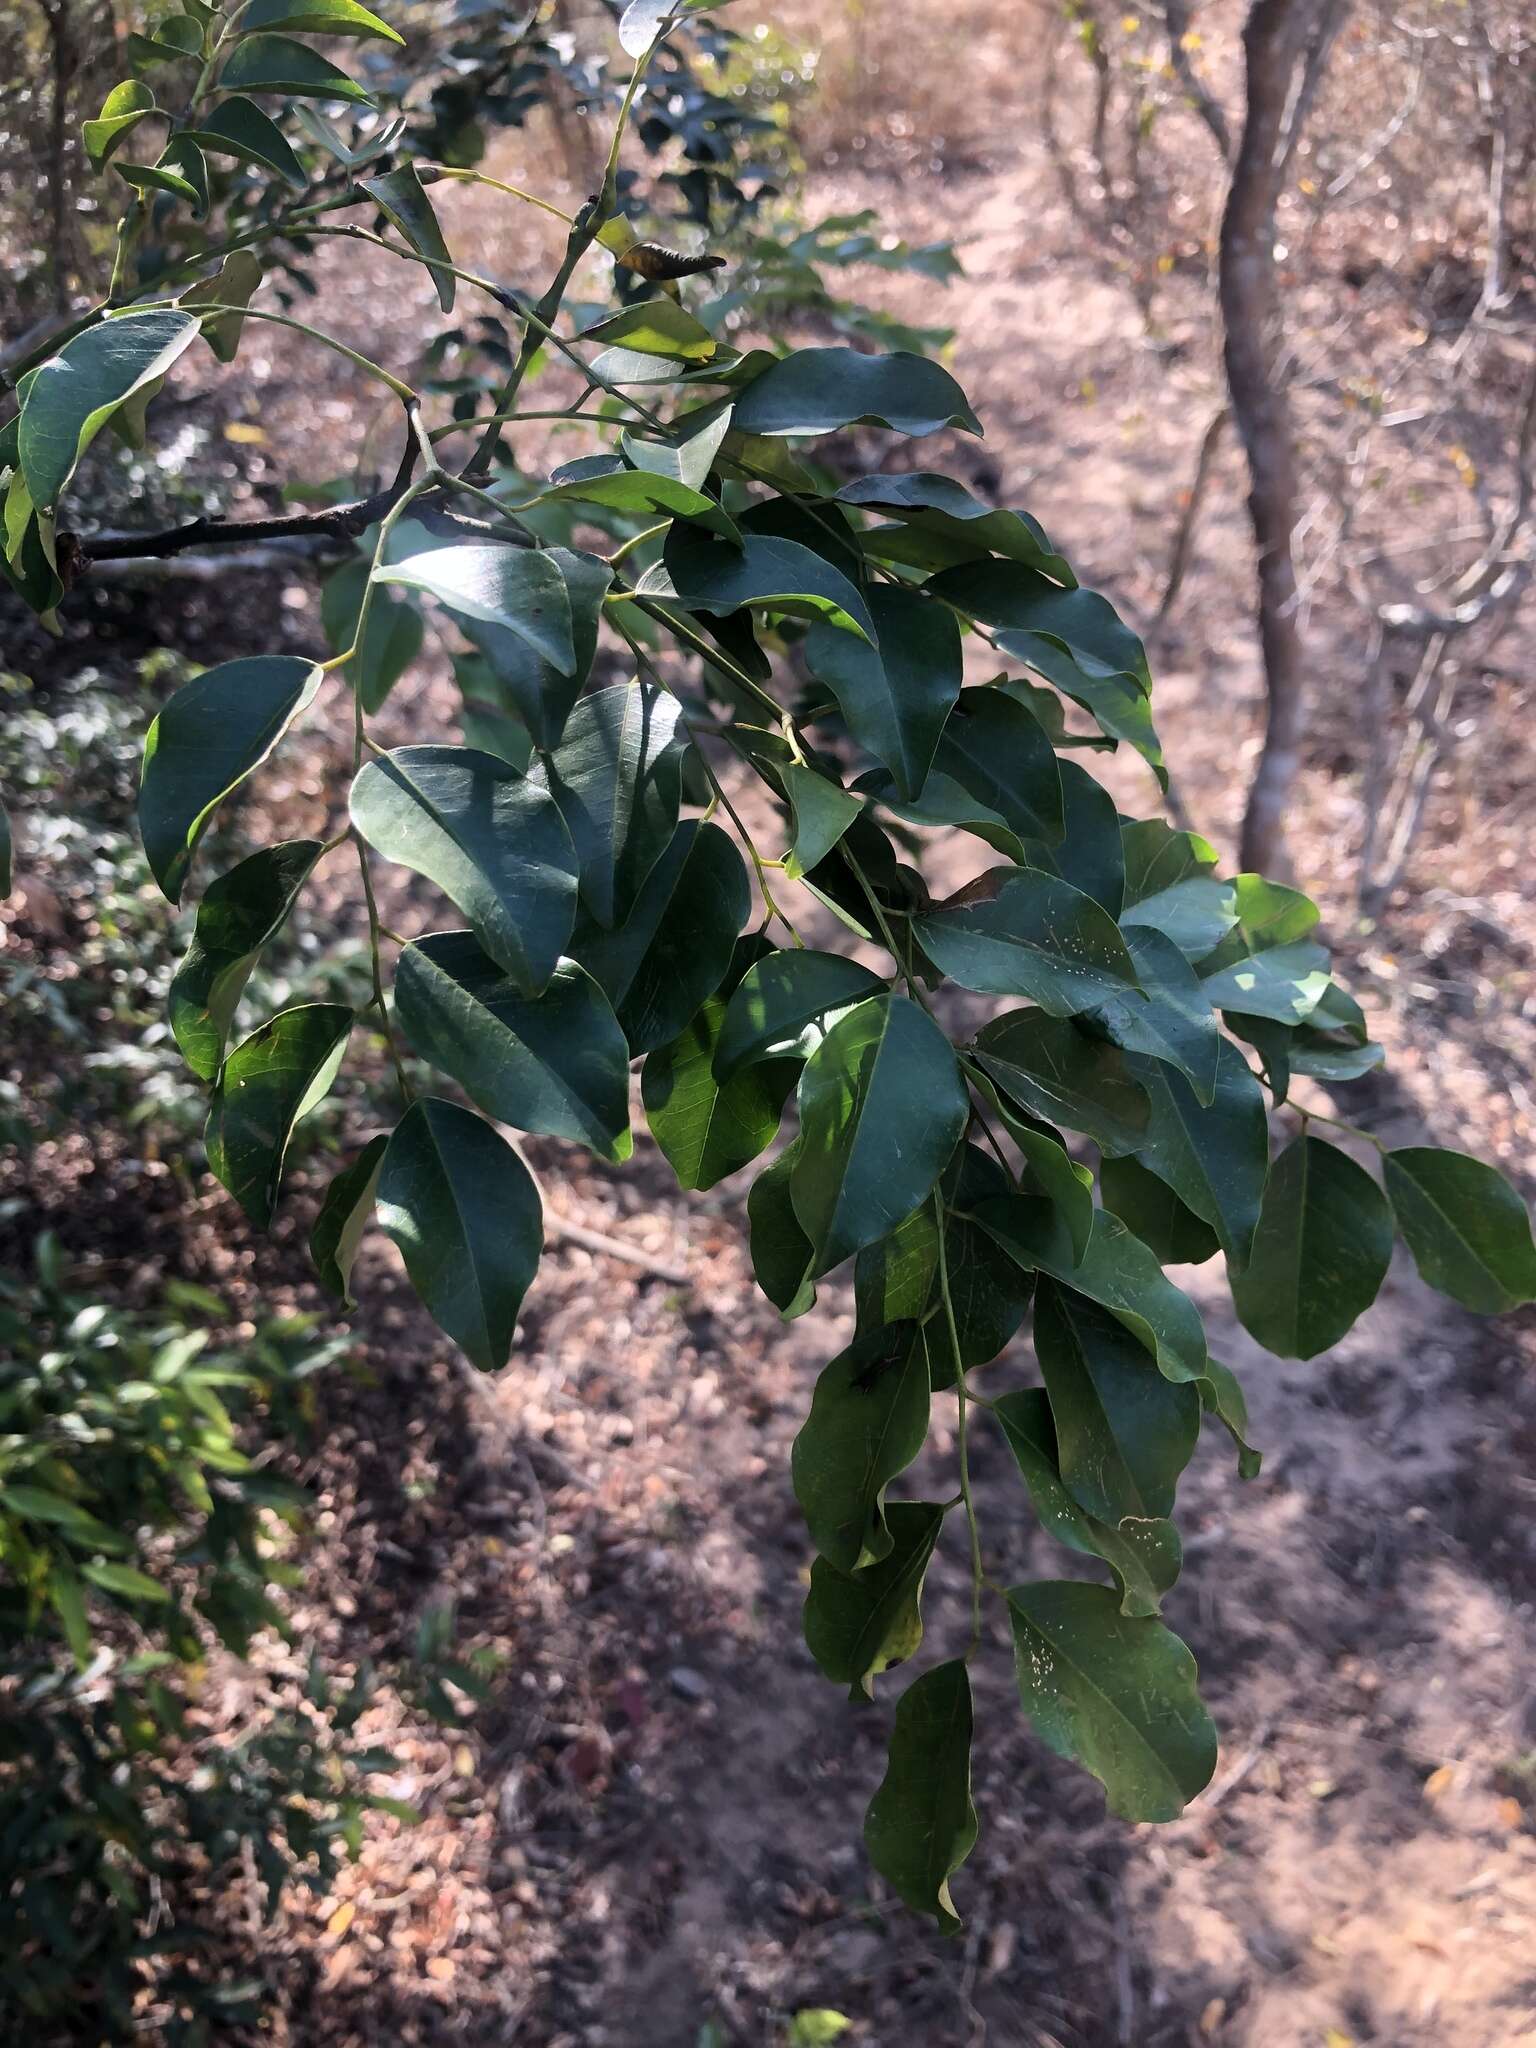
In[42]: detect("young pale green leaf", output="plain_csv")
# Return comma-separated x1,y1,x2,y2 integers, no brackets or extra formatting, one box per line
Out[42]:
864,1659,978,1934
580,299,719,361
1090,925,1218,1102
731,347,981,439
792,1322,930,1572
114,159,204,215
205,1004,353,1226
19,309,200,516
1032,1280,1200,1523
1383,1147,1536,1314
970,1009,1149,1155
657,526,875,643
1126,1040,1269,1266
394,933,632,1161
139,654,323,903
803,1500,945,1698
914,870,1141,1016
219,32,375,102
836,471,1075,582
781,762,863,878
976,1196,1209,1383
379,540,577,675
532,681,689,928
1099,1154,1218,1266
310,1133,388,1308
186,95,308,189
930,686,1064,846
238,0,403,39
349,746,578,997
169,838,324,1079
993,1389,1182,1618
1231,1135,1393,1359
1197,1357,1263,1479
748,1141,817,1318
643,969,794,1189
377,1097,541,1372
320,556,423,714
792,994,969,1276
362,166,456,311
803,583,961,800
714,949,886,1081
1006,1582,1216,1821
571,818,749,1055
83,80,156,167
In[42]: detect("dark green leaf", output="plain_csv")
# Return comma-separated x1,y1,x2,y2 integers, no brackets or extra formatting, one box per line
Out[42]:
1383,1146,1536,1314
219,33,374,102
971,1008,1149,1154
81,1561,171,1605
454,546,612,750
1126,1039,1269,1265
310,1134,387,1307
714,948,886,1079
140,655,322,903
377,1097,541,1371
205,1004,353,1226
1195,875,1330,1023
731,348,981,439
803,583,961,800
169,838,324,1079
113,156,203,207
19,309,199,516
349,746,578,996
1099,1154,1218,1266
186,95,308,189
864,1660,978,1934
914,870,1141,1015
379,539,577,675
793,1324,930,1572
320,557,423,715
932,684,1064,845
1028,758,1124,915
836,471,1074,581
1091,925,1218,1102
394,932,631,1160
998,630,1165,787
534,464,739,540
804,1500,945,1698
781,761,863,879
1119,820,1235,958
621,406,733,492
238,0,402,40
748,1141,816,1318
1197,1357,1262,1479
1231,1135,1393,1358
532,681,688,927
362,165,456,312
857,766,1025,864
931,559,1149,690
1006,1582,1216,1820
657,525,875,642
642,939,793,1190
966,1069,1096,1261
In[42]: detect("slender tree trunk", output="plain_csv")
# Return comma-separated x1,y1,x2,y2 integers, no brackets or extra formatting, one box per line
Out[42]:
1220,0,1348,878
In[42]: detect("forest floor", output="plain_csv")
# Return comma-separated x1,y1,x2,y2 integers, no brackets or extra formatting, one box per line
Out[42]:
6,17,1536,2047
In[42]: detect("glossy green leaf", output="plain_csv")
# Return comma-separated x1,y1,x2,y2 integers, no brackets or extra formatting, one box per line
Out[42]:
532,681,688,927
310,1133,388,1307
731,347,981,439
621,406,733,492
535,464,739,541
914,870,1141,1015
856,766,1025,864
379,540,577,675
1099,1154,1218,1266
239,0,403,39
394,932,632,1160
362,166,456,311
970,1008,1149,1155
836,471,1074,581
864,1660,978,1934
780,761,863,879
1384,1147,1536,1314
179,248,264,362
219,33,375,102
186,95,308,188
793,1322,930,1572
804,1500,945,1698
453,546,611,750
1195,875,1330,1023
1231,1136,1393,1359
1005,1582,1216,1820
349,746,578,996
1031,758,1125,916
320,556,423,714
580,299,719,361
994,1389,1182,1618
643,937,792,1191
802,583,961,800
1127,1040,1269,1265
1197,1358,1263,1480
1091,925,1218,1102
19,309,199,516
1118,820,1236,958
930,686,1064,845
748,1141,817,1318
205,1004,353,1226
714,949,886,1080
932,559,1148,688
965,1069,1096,1261
656,525,875,642
792,994,968,1276
377,1097,541,1372
169,838,324,1079
140,654,322,903
571,819,748,1054
998,628,1165,787
83,80,156,168
1032,1280,1200,1523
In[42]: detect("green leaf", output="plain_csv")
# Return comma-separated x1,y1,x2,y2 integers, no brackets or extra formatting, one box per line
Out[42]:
532,681,689,927
1099,1154,1218,1266
1231,1135,1393,1359
914,870,1141,1015
158,133,211,217
83,80,156,168
1195,875,1330,1023
793,1323,929,1572
976,1196,1208,1383
970,1008,1149,1155
966,1069,1096,1261
205,1004,353,1226
81,1561,172,1605
1031,1280,1200,1523
395,932,631,1160
379,540,577,676
349,746,578,996
1031,757,1125,915
836,471,1074,581
621,406,733,492
748,1141,816,1318
534,464,739,541
219,33,375,102
714,948,886,1080
802,583,961,800
857,766,1025,864
803,1501,945,1698
320,556,422,714
361,165,456,312
657,525,875,642
570,819,749,1056
169,838,324,1079
931,557,1148,685
993,1389,1182,1618
731,348,981,439
179,248,264,362
580,299,719,361
643,939,792,1191
140,654,323,903
1383,1146,1536,1314
780,761,863,879
186,95,308,189
1005,1582,1216,1820
929,685,1064,844
451,545,611,750
998,630,1165,788
310,1133,387,1307
1120,820,1237,959
377,1097,541,1371
1197,1357,1262,1480
1090,925,1218,1102
863,1660,978,1934
791,994,968,1276
238,0,403,39
1126,1040,1269,1265
19,309,199,516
